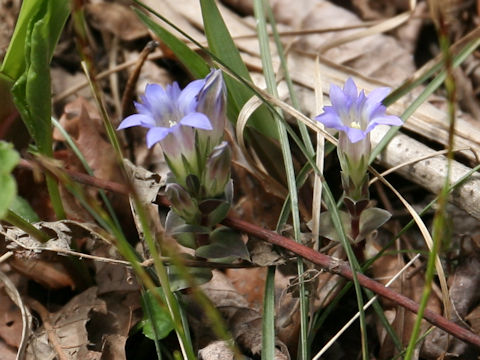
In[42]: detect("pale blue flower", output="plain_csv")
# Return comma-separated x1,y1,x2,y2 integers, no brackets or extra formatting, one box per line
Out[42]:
118,79,213,148
315,78,402,143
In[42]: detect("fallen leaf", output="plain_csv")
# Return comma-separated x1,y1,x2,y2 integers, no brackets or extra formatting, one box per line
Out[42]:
85,2,148,41
191,270,289,359
26,287,106,360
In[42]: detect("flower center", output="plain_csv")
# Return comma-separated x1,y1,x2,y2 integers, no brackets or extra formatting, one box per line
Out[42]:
350,121,361,129
168,119,177,128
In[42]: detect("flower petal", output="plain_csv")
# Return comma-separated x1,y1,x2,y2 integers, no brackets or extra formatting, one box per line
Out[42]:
117,114,154,129
344,127,366,143
178,79,205,113
143,84,172,123
367,87,390,106
315,108,344,130
146,127,172,148
328,84,351,121
134,101,152,116
343,78,358,100
366,115,403,132
363,87,390,118
179,112,212,130
165,82,182,101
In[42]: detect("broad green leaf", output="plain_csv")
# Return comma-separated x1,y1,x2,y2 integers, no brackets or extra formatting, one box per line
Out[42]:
196,227,250,261
359,207,392,240
9,0,69,155
0,142,19,219
318,210,351,243
140,288,174,341
198,199,230,226
9,196,40,223
2,0,69,80
167,261,213,292
165,210,198,249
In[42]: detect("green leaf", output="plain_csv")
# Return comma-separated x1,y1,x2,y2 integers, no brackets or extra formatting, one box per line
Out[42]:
165,210,202,249
134,9,210,79
198,199,230,226
199,0,277,138
167,261,213,291
0,142,19,219
196,227,250,261
0,142,19,216
9,196,40,223
140,288,174,341
8,0,69,155
318,210,352,242
358,207,392,241
1,1,41,79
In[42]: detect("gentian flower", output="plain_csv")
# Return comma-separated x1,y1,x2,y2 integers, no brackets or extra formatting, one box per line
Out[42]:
315,78,402,201
118,80,212,148
118,70,227,186
315,77,402,143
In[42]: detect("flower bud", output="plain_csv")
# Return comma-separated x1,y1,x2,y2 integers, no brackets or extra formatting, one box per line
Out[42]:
166,183,200,223
202,141,231,198
196,69,226,159
338,131,370,201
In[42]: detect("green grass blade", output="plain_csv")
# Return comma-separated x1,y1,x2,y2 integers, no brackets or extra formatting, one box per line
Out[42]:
252,0,309,358
51,117,122,231
199,0,278,139
370,37,480,163
262,266,276,360
134,9,210,79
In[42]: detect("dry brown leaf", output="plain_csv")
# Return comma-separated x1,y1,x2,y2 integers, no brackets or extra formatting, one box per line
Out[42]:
85,2,148,41
191,270,289,359
26,287,105,360
0,0,20,61
421,254,480,358
87,292,142,360
0,286,22,349
367,236,442,359
198,340,236,360
54,97,121,183
2,220,107,289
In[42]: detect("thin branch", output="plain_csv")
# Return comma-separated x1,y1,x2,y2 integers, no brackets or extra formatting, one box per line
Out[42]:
17,158,480,348
220,215,480,348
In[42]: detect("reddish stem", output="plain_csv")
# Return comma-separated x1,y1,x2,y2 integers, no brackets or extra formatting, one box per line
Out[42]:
221,215,480,349
17,160,480,349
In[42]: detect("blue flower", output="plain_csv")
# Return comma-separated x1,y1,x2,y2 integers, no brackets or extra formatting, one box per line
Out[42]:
118,79,213,148
315,78,402,143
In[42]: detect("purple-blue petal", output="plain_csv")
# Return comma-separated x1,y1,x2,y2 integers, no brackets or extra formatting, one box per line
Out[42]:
343,78,358,100
146,127,172,148
328,83,348,110
144,84,168,104
363,87,390,117
178,79,205,114
165,82,182,101
179,112,212,130
315,108,344,130
134,101,151,116
366,115,403,133
118,114,155,129
345,127,367,143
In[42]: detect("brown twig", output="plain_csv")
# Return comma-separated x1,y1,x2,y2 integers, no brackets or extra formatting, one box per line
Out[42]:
16,160,480,348
221,215,480,348
26,298,69,360
17,159,130,195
